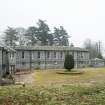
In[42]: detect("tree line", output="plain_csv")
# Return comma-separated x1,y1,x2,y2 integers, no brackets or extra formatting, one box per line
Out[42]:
1,19,104,59
83,39,103,59
2,19,69,47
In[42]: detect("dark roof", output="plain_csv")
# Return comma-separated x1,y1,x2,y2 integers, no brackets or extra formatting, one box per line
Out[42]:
15,46,88,52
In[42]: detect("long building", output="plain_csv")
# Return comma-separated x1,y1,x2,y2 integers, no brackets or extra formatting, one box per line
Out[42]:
15,46,89,71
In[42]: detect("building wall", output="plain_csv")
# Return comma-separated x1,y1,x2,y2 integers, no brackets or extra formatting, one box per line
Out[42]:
15,49,89,70
0,49,10,76
0,46,16,77
89,59,105,67
0,50,2,76
9,51,16,73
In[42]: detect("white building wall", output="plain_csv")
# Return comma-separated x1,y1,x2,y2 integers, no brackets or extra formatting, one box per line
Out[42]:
0,50,2,76
15,49,89,71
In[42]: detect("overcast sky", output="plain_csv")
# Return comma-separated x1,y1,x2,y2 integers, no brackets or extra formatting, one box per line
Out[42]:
0,0,105,49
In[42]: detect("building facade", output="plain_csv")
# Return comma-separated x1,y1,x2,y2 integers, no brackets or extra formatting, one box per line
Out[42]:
89,58,105,67
15,46,89,71
0,44,16,77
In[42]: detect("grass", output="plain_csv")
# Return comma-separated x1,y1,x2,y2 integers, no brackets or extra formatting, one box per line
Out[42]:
1,83,105,105
1,67,105,105
34,67,105,86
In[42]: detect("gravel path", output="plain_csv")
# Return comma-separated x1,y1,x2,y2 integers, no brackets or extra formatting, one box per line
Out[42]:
14,72,34,84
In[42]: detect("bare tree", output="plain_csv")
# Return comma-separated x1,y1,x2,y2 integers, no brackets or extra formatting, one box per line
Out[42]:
16,27,27,46
83,39,103,59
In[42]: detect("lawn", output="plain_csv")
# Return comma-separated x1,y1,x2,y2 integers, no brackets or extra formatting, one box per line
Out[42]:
34,67,105,86
1,67,105,105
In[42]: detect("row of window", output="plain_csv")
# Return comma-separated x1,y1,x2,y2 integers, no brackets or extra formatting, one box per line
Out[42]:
21,51,63,59
21,51,86,59
14,51,87,59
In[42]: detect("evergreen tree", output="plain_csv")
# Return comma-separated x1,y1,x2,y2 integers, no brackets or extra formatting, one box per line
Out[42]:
47,33,54,45
64,54,74,71
36,19,51,45
3,27,18,47
53,26,69,46
25,26,38,46
2,20,70,47
53,27,61,45
60,26,69,46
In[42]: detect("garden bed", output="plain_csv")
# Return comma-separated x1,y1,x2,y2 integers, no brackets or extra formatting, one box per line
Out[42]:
56,71,84,75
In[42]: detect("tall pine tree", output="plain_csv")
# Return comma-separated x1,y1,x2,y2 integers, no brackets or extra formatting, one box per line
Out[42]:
53,26,69,46
4,27,18,47
36,19,51,45
25,26,38,46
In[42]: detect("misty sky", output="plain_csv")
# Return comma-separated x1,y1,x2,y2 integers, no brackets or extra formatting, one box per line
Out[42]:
0,0,105,49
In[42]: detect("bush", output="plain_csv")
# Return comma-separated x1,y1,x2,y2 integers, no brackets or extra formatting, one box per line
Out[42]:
35,65,40,70
64,54,74,71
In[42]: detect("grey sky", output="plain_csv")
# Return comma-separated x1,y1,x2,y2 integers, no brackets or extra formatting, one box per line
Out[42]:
0,0,105,49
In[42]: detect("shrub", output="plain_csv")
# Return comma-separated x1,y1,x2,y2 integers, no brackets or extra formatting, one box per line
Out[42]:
64,54,74,71
35,65,40,70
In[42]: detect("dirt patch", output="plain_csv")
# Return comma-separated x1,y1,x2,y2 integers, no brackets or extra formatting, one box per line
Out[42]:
14,71,34,84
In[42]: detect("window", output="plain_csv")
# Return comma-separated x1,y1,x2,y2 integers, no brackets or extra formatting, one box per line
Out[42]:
38,61,40,65
38,51,40,58
70,52,72,55
47,51,50,58
22,51,24,58
81,52,83,58
22,62,25,66
72,52,74,57
60,52,63,58
54,52,56,58
32,52,34,59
